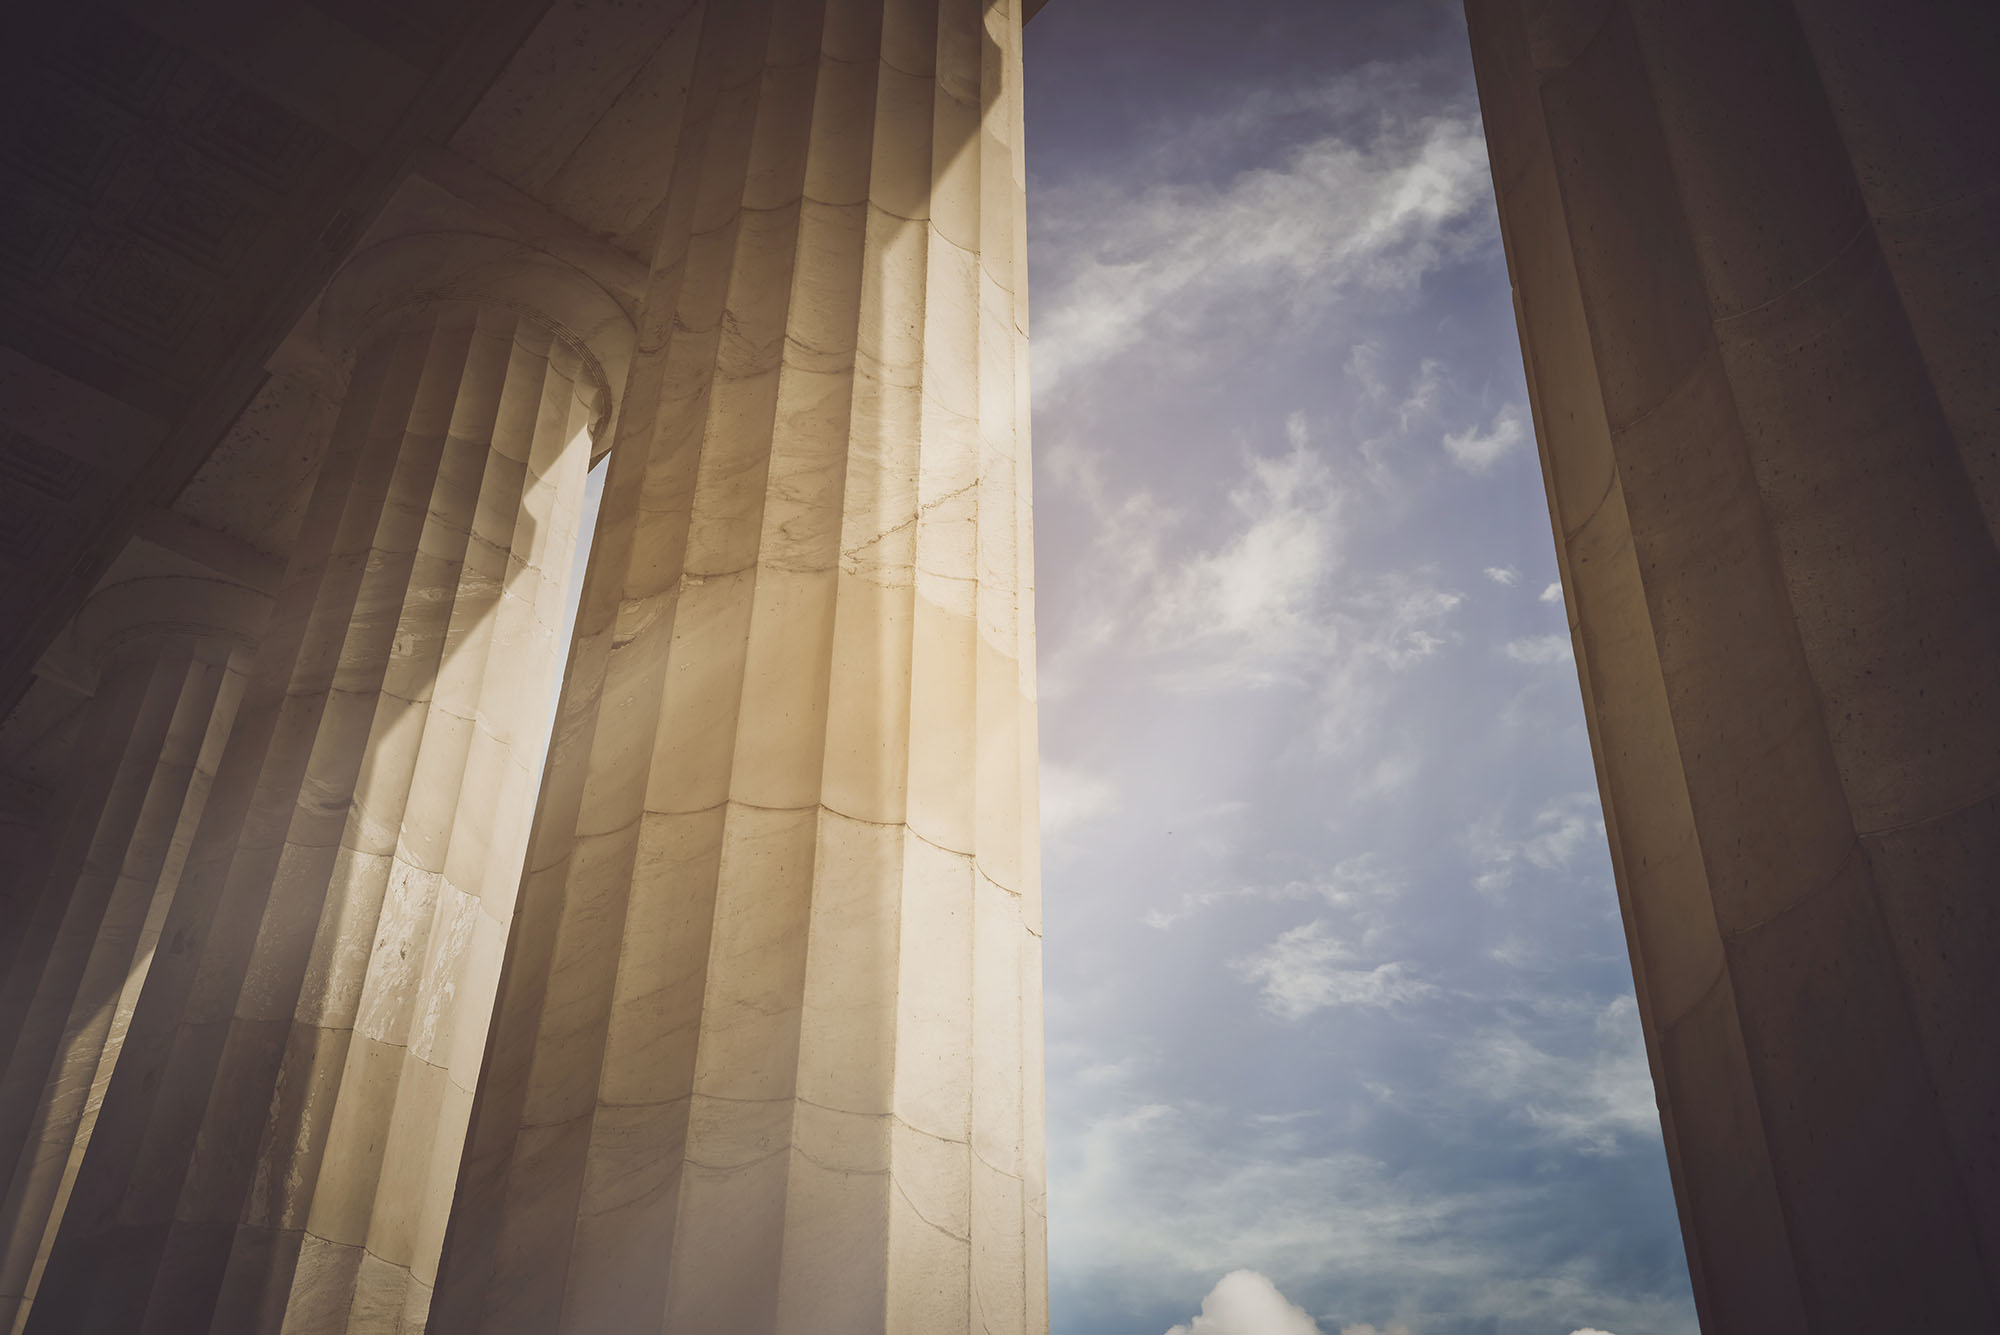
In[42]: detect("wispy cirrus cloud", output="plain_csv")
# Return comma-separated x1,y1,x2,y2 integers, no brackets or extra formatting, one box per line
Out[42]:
1031,79,1493,398
1147,415,1347,677
1442,402,1529,472
1465,792,1605,895
1450,995,1661,1156
1044,414,1463,704
1145,854,1404,933
1235,922,1436,1020
1500,632,1574,666
1028,18,1693,1335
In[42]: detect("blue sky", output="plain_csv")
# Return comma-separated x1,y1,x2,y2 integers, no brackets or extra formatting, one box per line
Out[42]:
1021,4,1696,1334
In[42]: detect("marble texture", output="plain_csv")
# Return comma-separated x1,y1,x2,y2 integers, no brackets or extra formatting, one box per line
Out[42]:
22,300,603,1335
1465,1,2000,1330
428,2,1045,1332
5,1,1991,1332
0,572,262,1335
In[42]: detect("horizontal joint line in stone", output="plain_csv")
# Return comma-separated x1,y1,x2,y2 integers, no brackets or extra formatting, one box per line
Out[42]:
1711,219,1871,327
1721,839,1862,941
297,1226,423,1278
1880,177,2000,223
1657,962,1730,1039
1857,781,2000,840
686,1141,791,1174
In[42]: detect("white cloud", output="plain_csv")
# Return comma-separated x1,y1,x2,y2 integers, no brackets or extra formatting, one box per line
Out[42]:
1032,88,1492,397
1041,437,1180,610
1397,359,1445,433
1147,855,1404,934
1034,436,1182,699
1041,761,1117,836
1443,402,1528,472
1465,792,1605,894
1539,581,1565,604
1355,746,1420,798
1500,633,1573,665
1571,1329,1621,1335
1050,416,1465,712
1234,920,1436,1020
1058,1101,1478,1289
1453,995,1661,1155
1310,571,1462,756
1166,1270,1324,1335
1483,565,1519,586
1051,1098,1695,1335
1346,341,1391,405
1149,418,1344,674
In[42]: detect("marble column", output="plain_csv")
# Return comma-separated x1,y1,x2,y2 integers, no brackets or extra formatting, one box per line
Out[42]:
1465,1,2000,1330
25,300,603,1334
0,575,264,1335
429,1,1044,1332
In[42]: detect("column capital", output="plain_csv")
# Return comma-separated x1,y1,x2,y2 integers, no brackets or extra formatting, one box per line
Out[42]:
317,232,638,455
35,571,269,697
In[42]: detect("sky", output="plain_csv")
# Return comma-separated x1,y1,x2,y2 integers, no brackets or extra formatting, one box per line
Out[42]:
1020,4,1697,1335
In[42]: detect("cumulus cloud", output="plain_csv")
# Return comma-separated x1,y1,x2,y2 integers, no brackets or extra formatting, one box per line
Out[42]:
1571,1329,1621,1335
1483,565,1520,586
1166,1270,1324,1335
1234,920,1436,1020
1443,402,1529,472
1500,633,1573,665
1539,581,1565,604
1052,1097,1693,1335
1032,78,1492,397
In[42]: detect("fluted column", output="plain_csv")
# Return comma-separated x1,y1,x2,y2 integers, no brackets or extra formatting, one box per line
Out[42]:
1465,1,2000,1330
430,1,1043,1332
26,301,603,1334
0,575,264,1335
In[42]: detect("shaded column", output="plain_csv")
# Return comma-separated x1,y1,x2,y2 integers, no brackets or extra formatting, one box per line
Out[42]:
1465,0,2000,1330
25,301,603,1335
0,575,264,1335
429,1,1043,1332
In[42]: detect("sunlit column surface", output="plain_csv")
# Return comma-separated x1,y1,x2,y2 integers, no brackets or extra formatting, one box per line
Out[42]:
429,1,1044,1332
24,302,601,1335
1465,0,2000,1330
0,576,264,1335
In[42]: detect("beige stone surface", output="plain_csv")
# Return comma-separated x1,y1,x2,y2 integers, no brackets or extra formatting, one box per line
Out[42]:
1466,0,2000,1329
0,567,263,1335
20,285,611,1332
6,1,1991,1332
429,2,1043,1332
